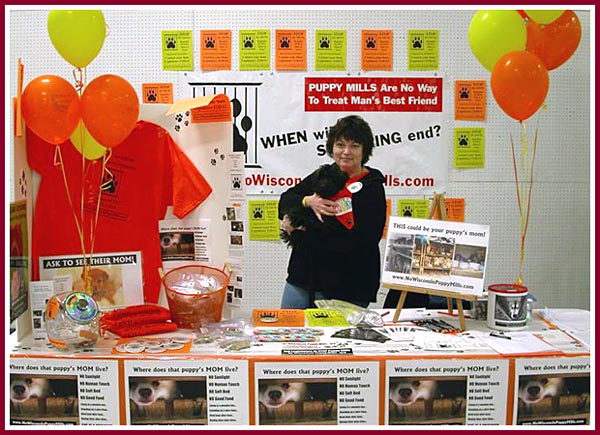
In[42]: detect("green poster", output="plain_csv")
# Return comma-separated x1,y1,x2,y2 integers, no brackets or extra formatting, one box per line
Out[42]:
239,29,271,71
407,29,439,71
396,199,430,219
454,127,485,168
248,200,280,241
162,30,193,71
315,30,347,71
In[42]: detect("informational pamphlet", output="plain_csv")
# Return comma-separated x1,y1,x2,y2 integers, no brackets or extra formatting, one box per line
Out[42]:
27,281,54,339
10,200,29,322
159,218,211,265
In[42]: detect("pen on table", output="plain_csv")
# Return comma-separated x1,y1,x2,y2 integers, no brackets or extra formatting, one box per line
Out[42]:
489,332,511,340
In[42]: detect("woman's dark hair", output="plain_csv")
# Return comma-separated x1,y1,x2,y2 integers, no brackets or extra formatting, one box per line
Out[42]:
325,115,374,164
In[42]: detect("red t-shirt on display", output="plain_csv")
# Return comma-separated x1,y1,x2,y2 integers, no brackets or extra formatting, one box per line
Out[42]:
27,120,212,303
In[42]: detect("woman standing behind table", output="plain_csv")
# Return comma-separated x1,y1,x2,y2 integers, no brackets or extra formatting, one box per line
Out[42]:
279,115,386,309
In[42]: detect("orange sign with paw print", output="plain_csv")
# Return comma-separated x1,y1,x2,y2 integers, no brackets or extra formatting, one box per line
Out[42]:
455,80,486,121
275,29,306,71
200,30,232,71
141,83,173,104
361,30,393,71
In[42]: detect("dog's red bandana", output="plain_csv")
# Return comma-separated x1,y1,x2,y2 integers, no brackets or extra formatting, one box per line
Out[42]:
330,170,369,229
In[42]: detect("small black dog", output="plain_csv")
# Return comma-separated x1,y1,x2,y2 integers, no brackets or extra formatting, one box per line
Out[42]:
280,164,348,248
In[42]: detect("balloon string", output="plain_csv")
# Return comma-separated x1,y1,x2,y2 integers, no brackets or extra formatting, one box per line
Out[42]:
89,149,112,259
519,124,539,285
510,134,523,219
73,67,93,290
512,119,540,286
77,121,87,288
510,134,524,286
54,145,89,277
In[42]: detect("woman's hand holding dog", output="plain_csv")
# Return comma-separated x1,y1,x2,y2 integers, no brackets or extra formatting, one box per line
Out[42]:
303,194,339,222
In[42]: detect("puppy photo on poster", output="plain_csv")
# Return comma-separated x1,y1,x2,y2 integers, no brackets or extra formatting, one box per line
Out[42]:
388,376,467,425
516,374,591,425
9,374,79,424
257,378,337,425
128,376,207,425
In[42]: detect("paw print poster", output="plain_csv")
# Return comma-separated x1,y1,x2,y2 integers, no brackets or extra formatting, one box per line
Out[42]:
315,29,347,71
200,30,231,71
248,200,280,241
455,80,486,121
141,83,173,104
239,29,270,71
275,29,306,71
162,30,193,71
361,29,393,71
453,128,485,169
396,199,430,219
407,29,439,71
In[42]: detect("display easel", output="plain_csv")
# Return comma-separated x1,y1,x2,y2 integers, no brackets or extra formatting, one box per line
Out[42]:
384,193,477,331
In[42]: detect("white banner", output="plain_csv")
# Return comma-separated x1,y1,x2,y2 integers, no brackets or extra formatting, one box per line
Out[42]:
180,72,449,195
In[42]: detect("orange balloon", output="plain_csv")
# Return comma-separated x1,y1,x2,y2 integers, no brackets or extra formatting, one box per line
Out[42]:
526,10,582,71
81,74,139,148
491,51,549,122
21,75,81,145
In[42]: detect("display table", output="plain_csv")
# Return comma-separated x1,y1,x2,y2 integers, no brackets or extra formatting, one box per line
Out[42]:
9,309,591,426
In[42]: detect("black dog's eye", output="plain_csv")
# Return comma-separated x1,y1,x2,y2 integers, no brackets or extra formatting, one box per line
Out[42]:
281,383,290,390
152,381,160,387
25,378,33,385
413,381,421,387
540,378,549,385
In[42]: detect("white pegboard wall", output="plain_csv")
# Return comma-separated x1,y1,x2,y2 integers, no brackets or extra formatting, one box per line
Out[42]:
8,8,591,312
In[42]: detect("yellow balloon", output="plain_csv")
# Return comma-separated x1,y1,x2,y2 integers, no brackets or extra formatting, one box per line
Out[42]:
468,10,527,72
70,121,107,160
48,10,106,68
525,10,565,25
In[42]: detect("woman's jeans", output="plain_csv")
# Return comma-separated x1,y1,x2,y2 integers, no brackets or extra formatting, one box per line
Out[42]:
281,281,370,309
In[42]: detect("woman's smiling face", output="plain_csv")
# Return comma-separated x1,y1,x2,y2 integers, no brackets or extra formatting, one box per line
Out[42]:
333,137,363,177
